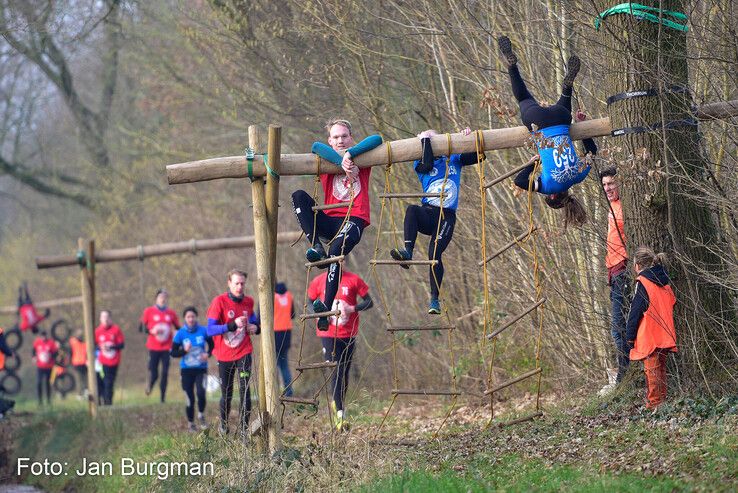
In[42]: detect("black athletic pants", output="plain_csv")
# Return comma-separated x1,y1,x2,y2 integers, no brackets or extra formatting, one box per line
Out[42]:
507,64,572,130
218,354,252,429
181,368,207,422
292,190,366,309
321,337,356,412
37,368,51,405
148,349,170,402
100,365,118,405
404,204,456,300
74,364,88,396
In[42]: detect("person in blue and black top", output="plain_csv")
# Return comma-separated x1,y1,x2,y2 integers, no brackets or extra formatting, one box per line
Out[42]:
390,127,484,314
171,306,213,432
498,35,596,228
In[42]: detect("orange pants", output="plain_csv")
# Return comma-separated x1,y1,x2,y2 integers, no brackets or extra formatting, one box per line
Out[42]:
643,350,668,408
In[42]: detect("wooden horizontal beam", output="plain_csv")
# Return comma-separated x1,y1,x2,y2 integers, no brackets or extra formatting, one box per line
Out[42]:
388,324,455,332
0,293,113,315
296,362,337,371
164,99,738,185
494,411,543,428
488,298,547,339
280,396,318,406
484,367,542,395
484,162,532,189
305,255,344,268
300,310,340,320
35,231,302,269
479,227,538,266
392,389,461,396
369,259,438,266
377,193,443,199
312,202,351,211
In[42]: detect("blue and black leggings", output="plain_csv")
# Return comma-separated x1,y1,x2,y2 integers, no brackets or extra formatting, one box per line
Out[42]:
404,204,456,300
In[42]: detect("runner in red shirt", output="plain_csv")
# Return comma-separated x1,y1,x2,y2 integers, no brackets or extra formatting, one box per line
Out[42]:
292,119,382,330
139,289,180,402
206,269,259,435
95,310,125,406
32,330,58,406
308,269,373,430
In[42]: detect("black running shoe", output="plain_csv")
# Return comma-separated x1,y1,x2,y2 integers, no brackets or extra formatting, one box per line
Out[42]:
497,36,517,66
390,248,412,270
563,55,580,88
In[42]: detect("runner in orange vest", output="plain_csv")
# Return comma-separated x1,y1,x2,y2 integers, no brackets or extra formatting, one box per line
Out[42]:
600,168,631,395
69,329,88,397
0,327,13,371
273,282,295,397
626,247,677,409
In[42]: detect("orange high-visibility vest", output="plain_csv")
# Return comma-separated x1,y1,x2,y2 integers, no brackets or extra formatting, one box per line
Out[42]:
69,336,87,366
274,292,293,332
630,276,678,361
605,199,628,269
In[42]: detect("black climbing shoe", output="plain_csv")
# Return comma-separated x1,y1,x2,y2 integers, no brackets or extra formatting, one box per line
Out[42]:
497,36,517,66
390,248,412,270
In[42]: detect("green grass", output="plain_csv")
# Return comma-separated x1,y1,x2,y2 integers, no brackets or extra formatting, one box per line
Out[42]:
358,455,686,493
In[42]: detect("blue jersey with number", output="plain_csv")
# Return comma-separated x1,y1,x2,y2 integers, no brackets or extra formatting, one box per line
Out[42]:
413,154,463,210
536,125,590,195
173,325,209,369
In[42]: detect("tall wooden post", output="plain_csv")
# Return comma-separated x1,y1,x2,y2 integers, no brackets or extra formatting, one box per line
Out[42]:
78,238,98,417
248,125,281,453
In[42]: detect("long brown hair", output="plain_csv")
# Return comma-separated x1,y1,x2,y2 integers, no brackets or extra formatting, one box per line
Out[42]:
545,191,587,228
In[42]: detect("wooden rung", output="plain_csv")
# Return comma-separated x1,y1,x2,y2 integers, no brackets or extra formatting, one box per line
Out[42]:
369,260,438,266
494,411,543,428
300,310,340,320
388,324,455,332
484,368,542,395
487,298,547,339
484,162,531,189
305,255,345,268
392,389,461,396
312,202,351,211
378,193,442,199
478,227,538,266
280,396,318,406
296,361,337,371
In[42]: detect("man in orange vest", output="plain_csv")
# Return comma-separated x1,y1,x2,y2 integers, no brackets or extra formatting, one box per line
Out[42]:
626,247,677,408
600,168,630,395
69,329,88,397
273,282,296,397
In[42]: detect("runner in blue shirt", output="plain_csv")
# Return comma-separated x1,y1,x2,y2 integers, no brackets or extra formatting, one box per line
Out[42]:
171,306,213,432
390,127,485,314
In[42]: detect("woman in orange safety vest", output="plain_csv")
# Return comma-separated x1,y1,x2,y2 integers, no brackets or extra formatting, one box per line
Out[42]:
273,282,295,397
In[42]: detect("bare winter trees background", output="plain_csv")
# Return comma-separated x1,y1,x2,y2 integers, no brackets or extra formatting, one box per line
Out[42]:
0,1,735,404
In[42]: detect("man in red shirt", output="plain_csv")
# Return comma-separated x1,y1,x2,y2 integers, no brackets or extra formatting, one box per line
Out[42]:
32,330,58,406
308,268,373,430
95,310,125,406
292,119,381,330
600,168,630,395
139,288,180,402
206,269,259,435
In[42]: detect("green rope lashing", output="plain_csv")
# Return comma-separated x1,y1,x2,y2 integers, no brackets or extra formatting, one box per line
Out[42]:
244,147,280,182
595,3,688,32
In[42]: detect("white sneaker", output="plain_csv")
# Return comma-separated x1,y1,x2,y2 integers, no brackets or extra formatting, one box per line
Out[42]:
598,383,616,397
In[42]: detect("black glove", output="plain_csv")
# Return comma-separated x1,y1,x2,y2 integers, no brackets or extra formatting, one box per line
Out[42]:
227,321,238,332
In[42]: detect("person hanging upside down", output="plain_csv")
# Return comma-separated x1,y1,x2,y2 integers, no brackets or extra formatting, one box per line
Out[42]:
139,289,180,403
171,306,213,432
390,127,485,314
626,247,677,409
292,118,382,329
18,283,49,333
497,36,597,228
307,267,373,431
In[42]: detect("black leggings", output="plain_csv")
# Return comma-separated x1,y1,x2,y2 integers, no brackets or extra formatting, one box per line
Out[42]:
218,354,252,428
292,190,366,308
100,365,118,405
74,364,88,395
181,368,206,422
508,64,572,131
148,350,170,402
37,368,51,405
404,205,456,299
321,337,356,412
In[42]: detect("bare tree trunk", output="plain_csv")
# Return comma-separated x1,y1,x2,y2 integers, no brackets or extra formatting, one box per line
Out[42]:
597,0,737,392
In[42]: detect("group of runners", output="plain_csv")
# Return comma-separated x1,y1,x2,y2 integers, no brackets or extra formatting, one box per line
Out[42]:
1,35,678,429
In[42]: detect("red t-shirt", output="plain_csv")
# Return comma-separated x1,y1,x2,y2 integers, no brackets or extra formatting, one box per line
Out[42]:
206,292,255,362
95,324,125,366
33,338,59,369
307,270,370,338
140,306,180,351
320,167,371,225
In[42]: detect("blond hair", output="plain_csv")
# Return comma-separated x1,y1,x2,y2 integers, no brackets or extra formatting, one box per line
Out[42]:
227,269,248,281
325,118,352,135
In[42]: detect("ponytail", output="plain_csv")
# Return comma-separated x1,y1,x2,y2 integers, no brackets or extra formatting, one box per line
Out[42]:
545,191,587,228
634,246,667,269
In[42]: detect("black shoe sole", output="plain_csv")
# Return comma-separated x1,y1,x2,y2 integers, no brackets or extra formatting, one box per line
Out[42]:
563,55,580,87
497,36,517,66
390,249,410,269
